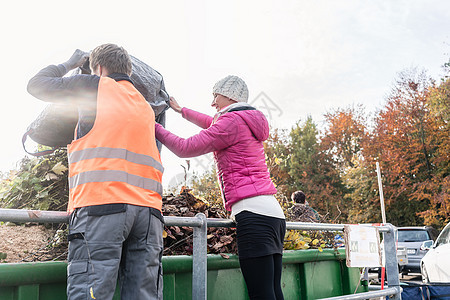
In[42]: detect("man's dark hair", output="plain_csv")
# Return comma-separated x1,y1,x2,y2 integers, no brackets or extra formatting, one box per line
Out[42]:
90,43,132,76
291,191,306,204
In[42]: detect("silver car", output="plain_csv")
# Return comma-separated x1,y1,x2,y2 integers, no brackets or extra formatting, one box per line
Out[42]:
397,226,439,274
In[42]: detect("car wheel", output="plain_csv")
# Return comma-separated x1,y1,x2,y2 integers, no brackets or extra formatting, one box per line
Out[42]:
421,264,430,283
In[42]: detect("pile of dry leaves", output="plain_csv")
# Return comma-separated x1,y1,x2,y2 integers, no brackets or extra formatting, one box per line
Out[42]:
162,188,237,256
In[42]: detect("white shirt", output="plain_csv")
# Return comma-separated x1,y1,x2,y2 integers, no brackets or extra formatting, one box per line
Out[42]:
231,195,285,220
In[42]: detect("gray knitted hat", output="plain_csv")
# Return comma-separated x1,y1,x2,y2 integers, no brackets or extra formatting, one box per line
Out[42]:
213,75,249,103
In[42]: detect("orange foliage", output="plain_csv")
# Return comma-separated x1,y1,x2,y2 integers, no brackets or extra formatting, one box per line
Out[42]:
322,104,368,172
366,68,448,227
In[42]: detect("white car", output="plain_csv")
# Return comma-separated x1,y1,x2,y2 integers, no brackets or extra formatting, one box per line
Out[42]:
421,222,450,283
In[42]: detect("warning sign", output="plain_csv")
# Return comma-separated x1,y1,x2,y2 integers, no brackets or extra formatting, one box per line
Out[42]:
344,225,382,268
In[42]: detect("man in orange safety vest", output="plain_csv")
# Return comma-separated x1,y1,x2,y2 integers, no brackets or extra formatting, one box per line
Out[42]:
28,44,164,300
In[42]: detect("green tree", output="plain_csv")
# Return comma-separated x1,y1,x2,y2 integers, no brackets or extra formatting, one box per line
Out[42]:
343,158,381,224
263,128,291,207
286,117,346,222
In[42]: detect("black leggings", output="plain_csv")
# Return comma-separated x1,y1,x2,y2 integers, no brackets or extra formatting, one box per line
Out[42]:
239,253,284,300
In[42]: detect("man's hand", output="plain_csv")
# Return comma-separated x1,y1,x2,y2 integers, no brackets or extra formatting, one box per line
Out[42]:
63,49,89,71
169,97,183,114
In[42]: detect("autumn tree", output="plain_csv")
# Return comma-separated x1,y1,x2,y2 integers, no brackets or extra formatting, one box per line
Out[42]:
417,69,450,228
319,105,383,223
321,104,369,172
367,68,442,226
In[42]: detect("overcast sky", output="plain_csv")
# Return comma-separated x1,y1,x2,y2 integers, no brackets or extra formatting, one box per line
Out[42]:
1,0,449,190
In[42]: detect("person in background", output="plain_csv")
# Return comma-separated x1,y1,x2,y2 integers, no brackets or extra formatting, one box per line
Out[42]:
155,75,286,300
27,44,164,300
289,190,320,222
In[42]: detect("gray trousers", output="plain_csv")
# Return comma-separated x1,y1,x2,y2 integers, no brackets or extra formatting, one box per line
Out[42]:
67,204,163,300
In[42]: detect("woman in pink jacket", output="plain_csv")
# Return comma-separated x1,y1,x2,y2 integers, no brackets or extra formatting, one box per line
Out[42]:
155,75,285,300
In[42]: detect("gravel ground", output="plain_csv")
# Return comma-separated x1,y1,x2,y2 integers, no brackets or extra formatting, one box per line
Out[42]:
0,223,66,263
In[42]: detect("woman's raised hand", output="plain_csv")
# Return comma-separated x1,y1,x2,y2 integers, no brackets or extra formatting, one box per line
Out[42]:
169,96,182,114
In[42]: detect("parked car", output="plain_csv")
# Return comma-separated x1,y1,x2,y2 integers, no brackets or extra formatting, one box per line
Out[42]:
397,226,439,274
370,227,408,281
421,222,450,283
374,244,408,283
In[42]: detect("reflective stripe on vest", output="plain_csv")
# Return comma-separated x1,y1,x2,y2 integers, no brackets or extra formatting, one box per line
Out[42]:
67,77,163,213
68,170,163,195
69,147,164,173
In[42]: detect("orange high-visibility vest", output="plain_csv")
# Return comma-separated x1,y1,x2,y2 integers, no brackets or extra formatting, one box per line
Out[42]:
67,76,163,213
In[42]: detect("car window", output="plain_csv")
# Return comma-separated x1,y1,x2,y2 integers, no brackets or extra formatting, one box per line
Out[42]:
397,230,430,242
436,226,450,247
429,228,439,240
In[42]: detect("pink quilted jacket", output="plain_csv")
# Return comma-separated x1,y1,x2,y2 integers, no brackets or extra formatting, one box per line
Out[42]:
155,106,277,211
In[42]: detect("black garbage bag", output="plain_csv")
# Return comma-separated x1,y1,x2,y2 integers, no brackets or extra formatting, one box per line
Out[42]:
24,55,169,154
24,104,79,148
130,55,169,120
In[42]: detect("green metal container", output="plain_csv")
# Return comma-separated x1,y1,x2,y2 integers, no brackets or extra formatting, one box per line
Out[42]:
0,249,367,300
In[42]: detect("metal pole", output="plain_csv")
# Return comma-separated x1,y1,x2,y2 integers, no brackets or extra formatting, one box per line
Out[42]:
287,222,345,231
206,218,234,228
319,287,400,300
376,162,390,294
164,216,203,227
0,208,69,223
192,213,207,300
0,209,391,232
0,209,203,227
376,162,387,224
383,224,401,300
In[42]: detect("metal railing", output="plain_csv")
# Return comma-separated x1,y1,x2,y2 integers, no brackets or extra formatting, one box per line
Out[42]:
0,208,402,300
